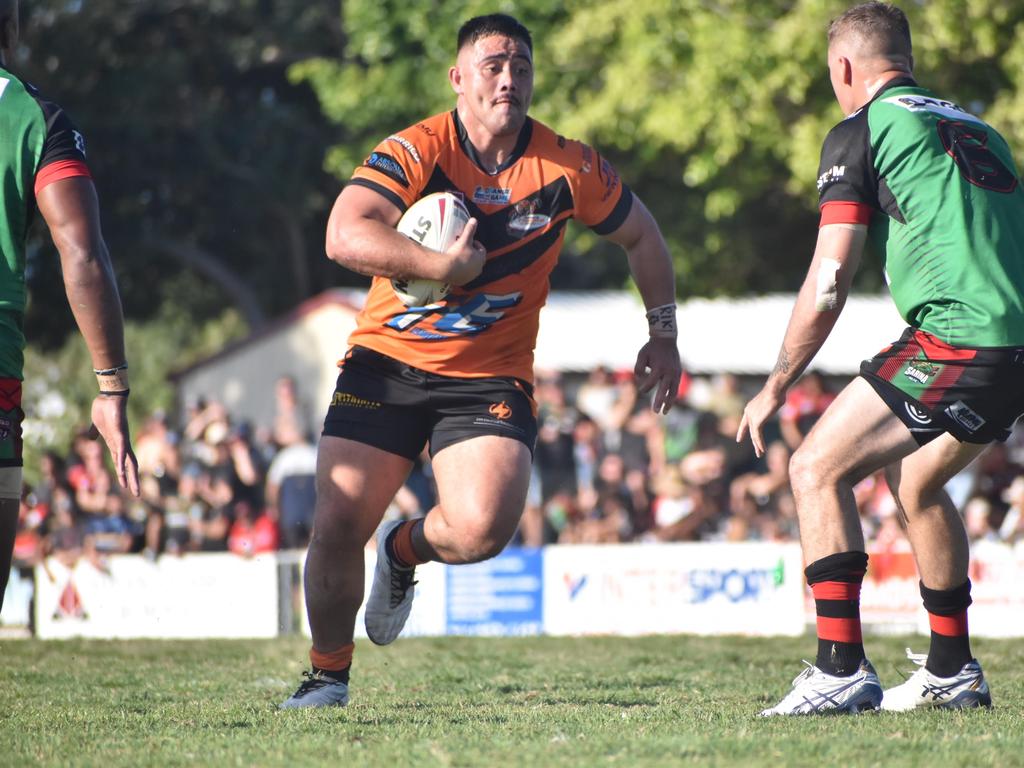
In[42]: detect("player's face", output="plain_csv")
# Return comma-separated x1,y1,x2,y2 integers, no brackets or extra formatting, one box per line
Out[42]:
452,34,534,138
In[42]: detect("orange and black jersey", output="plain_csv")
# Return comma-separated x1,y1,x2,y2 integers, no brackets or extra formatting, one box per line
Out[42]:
346,110,633,383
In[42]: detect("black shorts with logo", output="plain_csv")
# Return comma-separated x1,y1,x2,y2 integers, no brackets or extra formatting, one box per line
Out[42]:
860,327,1024,445
322,346,538,460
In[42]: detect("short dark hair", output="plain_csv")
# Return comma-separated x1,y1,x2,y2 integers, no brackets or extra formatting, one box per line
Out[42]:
457,14,532,54
828,2,912,58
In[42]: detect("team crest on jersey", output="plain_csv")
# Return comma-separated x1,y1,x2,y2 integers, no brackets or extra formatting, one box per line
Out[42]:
365,152,409,187
473,186,512,205
507,198,551,236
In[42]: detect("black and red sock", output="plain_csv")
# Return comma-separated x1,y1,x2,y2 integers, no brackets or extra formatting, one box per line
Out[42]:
920,579,973,677
805,551,868,677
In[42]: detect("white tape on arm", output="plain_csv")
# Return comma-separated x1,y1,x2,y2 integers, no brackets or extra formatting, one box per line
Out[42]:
815,258,841,311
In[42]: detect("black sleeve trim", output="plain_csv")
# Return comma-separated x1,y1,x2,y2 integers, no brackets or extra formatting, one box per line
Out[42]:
346,178,408,215
590,184,634,235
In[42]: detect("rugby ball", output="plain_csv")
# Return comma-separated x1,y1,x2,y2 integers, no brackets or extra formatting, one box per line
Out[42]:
392,192,471,306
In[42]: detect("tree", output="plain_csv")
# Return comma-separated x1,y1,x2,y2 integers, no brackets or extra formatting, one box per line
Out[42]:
296,0,1024,297
18,0,347,349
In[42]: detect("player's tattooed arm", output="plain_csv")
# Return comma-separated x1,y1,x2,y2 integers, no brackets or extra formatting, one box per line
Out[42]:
773,347,792,377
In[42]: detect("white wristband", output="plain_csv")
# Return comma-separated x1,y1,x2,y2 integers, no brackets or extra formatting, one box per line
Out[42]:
646,303,678,338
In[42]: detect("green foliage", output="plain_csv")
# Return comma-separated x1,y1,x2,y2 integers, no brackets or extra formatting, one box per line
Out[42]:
22,305,246,475
18,0,345,348
1,634,1023,766
297,0,1024,297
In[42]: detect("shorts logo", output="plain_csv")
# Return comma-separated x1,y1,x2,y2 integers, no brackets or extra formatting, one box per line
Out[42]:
904,361,939,385
472,186,512,205
489,401,512,420
507,198,551,236
331,392,382,410
365,152,409,187
904,403,932,425
945,401,986,432
385,135,421,164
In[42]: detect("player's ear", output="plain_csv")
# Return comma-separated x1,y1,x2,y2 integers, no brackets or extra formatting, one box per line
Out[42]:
449,64,463,95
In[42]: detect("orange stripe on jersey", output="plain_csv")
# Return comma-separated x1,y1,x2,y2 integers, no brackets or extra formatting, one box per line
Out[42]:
346,111,633,383
819,200,872,227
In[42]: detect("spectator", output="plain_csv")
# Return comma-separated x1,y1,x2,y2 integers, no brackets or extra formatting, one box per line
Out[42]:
227,499,279,557
778,371,835,450
265,434,317,549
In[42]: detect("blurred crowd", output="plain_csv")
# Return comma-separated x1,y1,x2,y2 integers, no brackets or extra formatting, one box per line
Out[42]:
12,368,1024,573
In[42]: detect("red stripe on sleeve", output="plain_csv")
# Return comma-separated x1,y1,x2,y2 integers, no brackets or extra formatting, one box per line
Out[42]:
34,160,91,196
929,610,968,637
811,581,863,601
815,615,864,643
819,201,872,227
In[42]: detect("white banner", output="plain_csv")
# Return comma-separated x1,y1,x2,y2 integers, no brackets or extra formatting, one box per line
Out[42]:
35,553,280,639
297,551,447,640
543,542,805,637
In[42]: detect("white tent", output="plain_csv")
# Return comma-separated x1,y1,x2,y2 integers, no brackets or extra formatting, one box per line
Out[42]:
175,289,905,430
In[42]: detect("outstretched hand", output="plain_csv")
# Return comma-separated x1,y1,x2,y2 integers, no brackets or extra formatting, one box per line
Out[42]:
91,395,140,496
736,386,786,458
634,337,682,414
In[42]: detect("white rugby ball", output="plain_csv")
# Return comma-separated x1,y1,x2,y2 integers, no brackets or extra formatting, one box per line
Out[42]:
392,191,471,306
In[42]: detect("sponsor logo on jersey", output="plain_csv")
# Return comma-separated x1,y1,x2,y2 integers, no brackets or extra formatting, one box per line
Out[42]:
598,157,619,201
0,416,10,441
488,401,512,420
415,122,436,137
904,402,932,425
473,186,512,205
330,391,382,410
365,152,409,187
385,134,421,163
817,164,846,191
580,145,593,173
73,130,86,157
945,400,986,432
881,95,984,124
507,198,551,235
904,361,939,385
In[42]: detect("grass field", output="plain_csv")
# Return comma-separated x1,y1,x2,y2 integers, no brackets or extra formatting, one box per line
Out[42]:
1,634,1022,767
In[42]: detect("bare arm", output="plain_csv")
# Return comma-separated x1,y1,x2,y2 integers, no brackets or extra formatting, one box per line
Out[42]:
603,195,682,414
325,184,484,285
37,177,139,495
736,223,868,456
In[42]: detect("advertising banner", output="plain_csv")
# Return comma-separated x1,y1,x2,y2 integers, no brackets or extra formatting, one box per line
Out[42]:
542,542,805,636
35,553,280,639
446,548,543,636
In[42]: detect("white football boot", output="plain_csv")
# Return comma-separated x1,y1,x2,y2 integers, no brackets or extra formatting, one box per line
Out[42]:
759,658,883,716
364,520,418,645
881,649,992,711
279,671,349,709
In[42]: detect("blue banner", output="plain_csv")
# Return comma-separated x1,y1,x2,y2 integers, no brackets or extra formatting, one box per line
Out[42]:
445,548,543,636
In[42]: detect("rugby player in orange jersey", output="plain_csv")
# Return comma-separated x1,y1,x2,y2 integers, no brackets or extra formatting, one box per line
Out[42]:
281,13,682,708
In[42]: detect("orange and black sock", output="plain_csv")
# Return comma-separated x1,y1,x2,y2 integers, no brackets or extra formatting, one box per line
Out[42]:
385,519,430,569
310,643,354,683
805,551,868,677
920,579,973,677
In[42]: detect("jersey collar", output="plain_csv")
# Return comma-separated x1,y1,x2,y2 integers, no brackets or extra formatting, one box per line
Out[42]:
452,109,533,176
871,75,919,102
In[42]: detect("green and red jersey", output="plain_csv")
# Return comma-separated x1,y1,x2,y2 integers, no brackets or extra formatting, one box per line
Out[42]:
817,77,1024,347
0,66,91,377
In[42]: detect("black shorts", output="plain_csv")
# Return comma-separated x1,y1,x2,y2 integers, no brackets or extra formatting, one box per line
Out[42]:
321,346,538,460
860,327,1024,445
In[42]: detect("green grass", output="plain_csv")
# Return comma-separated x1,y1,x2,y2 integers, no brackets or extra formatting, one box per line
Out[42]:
0,634,1022,767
